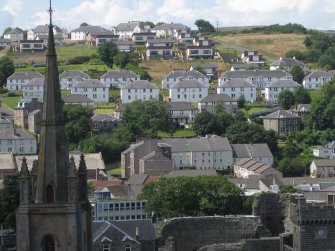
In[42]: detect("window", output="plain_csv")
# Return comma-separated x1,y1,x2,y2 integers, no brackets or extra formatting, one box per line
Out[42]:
125,244,131,251
93,94,97,98
93,87,97,91
19,147,24,152
102,244,111,251
43,236,55,251
84,88,87,92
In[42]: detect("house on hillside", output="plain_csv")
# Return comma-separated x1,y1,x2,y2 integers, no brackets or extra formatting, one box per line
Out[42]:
14,40,44,52
63,94,94,108
7,71,44,91
162,70,209,90
241,50,264,66
112,22,141,39
270,57,307,72
0,38,11,49
70,25,107,41
71,79,109,103
313,141,335,159
27,24,63,40
234,158,282,179
100,70,140,88
310,159,335,178
186,36,214,60
22,78,45,102
4,28,23,42
59,70,91,89
198,93,238,114
231,143,274,166
167,102,197,125
120,80,159,104
14,99,43,134
91,114,119,132
86,30,119,47
190,63,218,80
303,70,335,90
114,41,135,52
217,79,256,102
132,32,156,43
169,80,208,103
145,38,174,60
264,79,301,103
0,128,37,155
263,110,300,134
151,23,190,38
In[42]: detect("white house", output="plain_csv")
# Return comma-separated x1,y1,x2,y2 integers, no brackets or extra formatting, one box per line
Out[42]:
27,24,63,40
313,141,335,159
167,102,197,125
303,70,335,90
217,79,256,102
100,70,140,88
132,32,156,43
151,23,190,38
186,36,214,60
70,25,107,41
4,28,23,41
86,31,119,47
170,80,208,103
231,143,274,166
145,38,174,60
17,40,44,52
219,70,293,89
234,158,282,179
59,70,91,89
120,80,159,104
7,71,44,91
22,78,45,102
198,93,238,114
265,80,301,103
241,51,264,65
72,79,109,103
0,128,37,155
0,38,11,49
114,41,135,52
162,70,209,90
112,22,141,39
270,57,306,72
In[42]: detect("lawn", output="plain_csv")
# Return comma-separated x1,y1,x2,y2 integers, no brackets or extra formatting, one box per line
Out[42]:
308,89,322,102
158,129,196,138
107,167,121,176
0,92,22,108
94,103,117,115
240,106,270,116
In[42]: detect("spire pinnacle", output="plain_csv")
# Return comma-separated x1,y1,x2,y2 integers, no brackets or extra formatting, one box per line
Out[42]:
48,0,54,27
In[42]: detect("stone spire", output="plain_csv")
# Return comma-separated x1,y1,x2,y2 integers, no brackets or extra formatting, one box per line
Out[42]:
19,157,31,204
35,0,69,203
78,154,88,201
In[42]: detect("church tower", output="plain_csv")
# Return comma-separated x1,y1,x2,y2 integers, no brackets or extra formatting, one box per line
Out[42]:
16,2,92,250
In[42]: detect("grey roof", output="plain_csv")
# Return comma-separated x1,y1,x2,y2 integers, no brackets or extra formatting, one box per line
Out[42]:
110,220,156,241
25,78,45,86
71,25,107,33
0,129,35,140
281,177,335,186
266,79,301,88
7,71,44,80
91,114,117,122
220,70,292,79
122,80,157,90
263,110,299,119
72,79,107,88
199,93,237,103
100,70,139,79
63,94,94,103
163,169,217,178
127,174,149,185
87,30,115,36
0,117,12,124
33,24,61,33
165,70,207,79
167,102,196,111
59,70,90,79
191,63,218,69
304,70,335,79
5,28,23,35
172,80,206,89
271,58,305,67
114,22,139,31
152,23,190,31
35,33,64,39
231,64,250,70
232,144,273,158
221,79,256,88
234,158,274,175
158,135,232,153
312,159,335,167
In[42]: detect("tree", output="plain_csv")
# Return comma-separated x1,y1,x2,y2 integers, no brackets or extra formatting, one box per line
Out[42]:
98,41,119,68
125,63,151,80
237,94,246,108
0,57,15,87
0,174,20,229
140,176,244,218
277,89,295,109
3,27,12,35
80,22,89,27
318,47,335,69
192,111,218,136
285,50,305,60
139,21,155,29
289,64,305,84
279,185,300,193
63,105,93,147
195,19,215,34
113,51,139,69
293,86,311,104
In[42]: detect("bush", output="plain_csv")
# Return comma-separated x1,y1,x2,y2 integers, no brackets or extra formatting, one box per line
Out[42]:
7,92,17,97
68,56,90,65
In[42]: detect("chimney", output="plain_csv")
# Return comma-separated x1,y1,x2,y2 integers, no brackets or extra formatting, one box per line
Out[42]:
135,227,140,241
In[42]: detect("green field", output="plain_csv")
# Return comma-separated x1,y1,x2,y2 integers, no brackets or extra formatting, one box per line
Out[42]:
0,92,22,108
308,89,322,101
94,103,117,115
240,106,270,116
158,129,196,138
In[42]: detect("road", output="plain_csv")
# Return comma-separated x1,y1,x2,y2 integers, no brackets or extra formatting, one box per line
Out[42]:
218,40,276,63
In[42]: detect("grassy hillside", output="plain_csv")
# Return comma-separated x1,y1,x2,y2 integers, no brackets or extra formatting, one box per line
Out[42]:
212,33,307,59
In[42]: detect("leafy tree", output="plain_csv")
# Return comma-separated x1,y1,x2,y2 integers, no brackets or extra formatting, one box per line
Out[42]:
195,19,216,34
293,86,311,104
192,111,218,136
318,47,335,69
285,50,305,60
279,185,300,193
80,22,89,27
0,57,15,87
140,176,244,218
113,52,139,69
63,105,93,146
289,65,304,84
277,89,295,109
0,174,20,229
3,27,12,35
193,66,206,75
237,94,246,108
125,63,151,80
139,21,155,29
98,41,119,68
277,156,307,177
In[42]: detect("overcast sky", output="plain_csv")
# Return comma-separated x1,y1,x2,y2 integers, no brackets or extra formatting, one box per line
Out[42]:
1,0,335,33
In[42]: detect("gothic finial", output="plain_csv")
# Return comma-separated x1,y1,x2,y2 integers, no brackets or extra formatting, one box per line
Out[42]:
31,160,38,175
48,0,54,26
68,156,78,177
20,157,30,177
78,154,87,174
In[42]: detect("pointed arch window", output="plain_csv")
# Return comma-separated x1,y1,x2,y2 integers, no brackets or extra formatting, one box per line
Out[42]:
43,236,55,251
47,185,55,203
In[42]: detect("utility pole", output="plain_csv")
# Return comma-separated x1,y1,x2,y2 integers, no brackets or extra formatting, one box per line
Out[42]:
216,20,219,33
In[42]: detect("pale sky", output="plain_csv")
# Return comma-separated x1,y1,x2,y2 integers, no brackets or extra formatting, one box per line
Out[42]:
1,0,335,34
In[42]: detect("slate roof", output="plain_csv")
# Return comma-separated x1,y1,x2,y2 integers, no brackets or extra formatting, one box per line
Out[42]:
163,169,218,178
25,78,45,86
199,93,237,103
91,114,118,122
7,71,44,80
263,110,299,119
114,41,135,46
114,22,139,31
101,70,139,79
231,144,273,159
147,38,175,44
152,23,190,31
122,80,157,89
0,38,11,43
35,34,64,39
304,70,335,79
110,220,156,241
5,28,23,34
235,158,279,176
0,129,35,140
33,24,62,33
271,58,305,67
72,79,107,88
172,80,206,89
59,70,90,79
167,102,196,111
127,174,149,185
63,94,94,103
87,30,115,36
312,159,335,167
165,70,207,79
220,70,292,79
266,79,301,88
0,117,12,125
221,79,256,88
71,25,107,33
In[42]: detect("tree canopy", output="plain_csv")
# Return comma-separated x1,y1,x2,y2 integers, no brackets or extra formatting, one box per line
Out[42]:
98,41,119,68
293,86,311,104
277,89,295,109
195,19,216,34
289,65,305,84
0,57,15,87
80,22,89,27
140,176,246,218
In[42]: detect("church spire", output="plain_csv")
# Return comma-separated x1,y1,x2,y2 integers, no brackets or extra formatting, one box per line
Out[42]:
35,0,69,203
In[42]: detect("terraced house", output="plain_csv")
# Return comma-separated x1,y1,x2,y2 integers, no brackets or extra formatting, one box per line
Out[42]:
303,70,335,89
217,79,256,102
162,70,209,89
264,79,301,103
71,79,109,103
120,80,159,103
100,70,140,88
7,71,44,91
